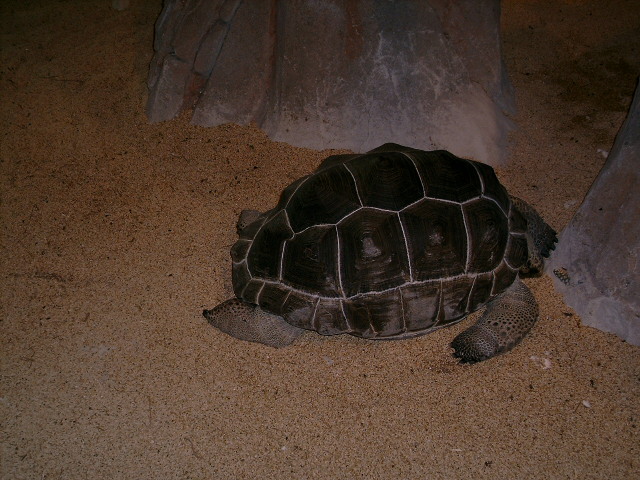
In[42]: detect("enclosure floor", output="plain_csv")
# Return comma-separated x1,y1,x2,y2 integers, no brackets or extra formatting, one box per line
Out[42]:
1,1,638,479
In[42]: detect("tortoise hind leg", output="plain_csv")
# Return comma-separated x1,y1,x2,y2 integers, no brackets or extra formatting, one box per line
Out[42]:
451,278,538,363
203,298,304,348
510,196,557,274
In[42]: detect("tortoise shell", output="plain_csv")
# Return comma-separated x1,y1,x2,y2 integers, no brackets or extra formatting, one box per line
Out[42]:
230,144,528,339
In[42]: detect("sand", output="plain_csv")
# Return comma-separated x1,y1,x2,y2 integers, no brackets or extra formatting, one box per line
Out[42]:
1,1,638,479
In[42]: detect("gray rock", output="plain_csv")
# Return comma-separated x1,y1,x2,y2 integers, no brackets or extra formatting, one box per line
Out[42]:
146,0,515,165
548,80,640,345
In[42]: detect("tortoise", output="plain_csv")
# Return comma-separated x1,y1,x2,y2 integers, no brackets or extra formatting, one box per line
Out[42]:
203,143,557,363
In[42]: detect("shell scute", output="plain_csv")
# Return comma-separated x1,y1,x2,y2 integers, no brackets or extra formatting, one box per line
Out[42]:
409,150,482,202
231,239,251,263
241,279,264,304
232,261,252,298
247,210,293,280
344,288,405,338
313,298,350,335
338,209,411,296
472,160,510,209
281,225,341,297
467,274,494,312
345,151,424,210
281,291,316,329
400,199,467,280
505,235,528,269
258,283,290,313
440,276,474,322
316,153,361,172
400,282,441,332
492,261,519,295
463,199,509,273
285,166,360,232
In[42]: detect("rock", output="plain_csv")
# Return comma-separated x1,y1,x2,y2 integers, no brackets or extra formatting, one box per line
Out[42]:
146,0,515,165
548,81,640,346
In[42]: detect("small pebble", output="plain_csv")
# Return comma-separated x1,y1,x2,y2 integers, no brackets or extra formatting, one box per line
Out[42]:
530,355,552,369
323,355,335,365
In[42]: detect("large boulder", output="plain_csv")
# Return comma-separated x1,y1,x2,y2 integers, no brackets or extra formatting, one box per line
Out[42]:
548,81,640,345
146,0,515,165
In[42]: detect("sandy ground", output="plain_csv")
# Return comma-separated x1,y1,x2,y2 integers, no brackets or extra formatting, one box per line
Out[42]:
1,1,639,479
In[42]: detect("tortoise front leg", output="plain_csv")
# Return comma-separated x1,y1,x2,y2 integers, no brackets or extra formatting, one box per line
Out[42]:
450,278,538,363
203,298,304,348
